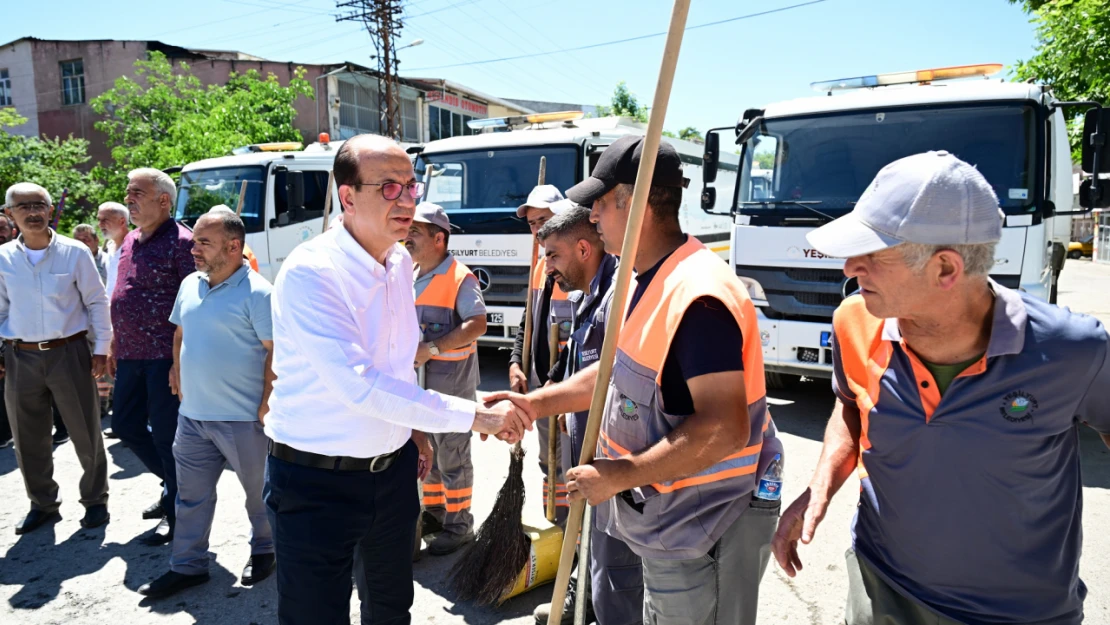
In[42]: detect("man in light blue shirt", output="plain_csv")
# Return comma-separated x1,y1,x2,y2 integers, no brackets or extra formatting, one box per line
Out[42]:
138,209,276,599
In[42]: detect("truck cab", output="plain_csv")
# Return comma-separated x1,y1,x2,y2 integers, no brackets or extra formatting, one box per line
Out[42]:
701,64,1109,387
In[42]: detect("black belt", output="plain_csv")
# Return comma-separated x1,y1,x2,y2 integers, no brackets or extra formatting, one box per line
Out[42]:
6,331,88,351
269,441,402,473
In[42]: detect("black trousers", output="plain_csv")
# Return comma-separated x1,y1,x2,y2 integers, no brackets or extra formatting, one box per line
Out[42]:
265,440,419,625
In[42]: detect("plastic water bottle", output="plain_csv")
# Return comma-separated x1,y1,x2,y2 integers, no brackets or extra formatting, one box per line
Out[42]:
755,452,784,501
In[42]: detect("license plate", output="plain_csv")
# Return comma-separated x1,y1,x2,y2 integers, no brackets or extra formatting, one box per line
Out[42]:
487,312,504,324
820,331,832,348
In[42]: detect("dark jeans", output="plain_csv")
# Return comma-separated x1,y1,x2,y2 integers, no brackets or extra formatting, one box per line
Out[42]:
265,440,419,625
112,359,180,524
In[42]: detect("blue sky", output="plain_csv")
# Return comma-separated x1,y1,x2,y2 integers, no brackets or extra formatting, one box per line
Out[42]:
1,0,1038,133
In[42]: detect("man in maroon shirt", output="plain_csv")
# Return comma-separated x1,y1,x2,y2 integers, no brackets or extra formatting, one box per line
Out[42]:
110,168,195,545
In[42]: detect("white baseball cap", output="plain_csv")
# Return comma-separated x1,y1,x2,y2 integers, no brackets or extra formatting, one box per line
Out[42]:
413,202,452,231
516,184,565,218
806,150,1004,258
548,198,580,215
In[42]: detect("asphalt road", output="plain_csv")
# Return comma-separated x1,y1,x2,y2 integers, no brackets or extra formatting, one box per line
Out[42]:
1,258,1109,624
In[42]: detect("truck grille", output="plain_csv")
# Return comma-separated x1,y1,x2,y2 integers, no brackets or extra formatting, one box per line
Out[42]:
472,265,530,307
736,265,845,322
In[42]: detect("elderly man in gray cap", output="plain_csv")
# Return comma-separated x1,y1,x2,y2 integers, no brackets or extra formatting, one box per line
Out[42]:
405,202,487,555
772,151,1110,625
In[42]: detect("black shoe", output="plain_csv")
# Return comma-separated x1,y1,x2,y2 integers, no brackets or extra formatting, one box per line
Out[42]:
0,437,12,449
15,509,61,535
241,553,275,585
80,504,110,529
103,427,119,439
139,518,174,546
420,510,443,536
532,577,593,625
138,570,209,598
52,431,70,445
142,500,164,520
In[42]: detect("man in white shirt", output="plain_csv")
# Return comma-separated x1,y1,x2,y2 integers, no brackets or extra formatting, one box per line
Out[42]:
0,182,112,534
263,134,533,625
96,201,129,298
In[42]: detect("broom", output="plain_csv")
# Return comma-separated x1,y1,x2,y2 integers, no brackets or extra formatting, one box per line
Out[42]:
550,2,693,623
448,156,549,604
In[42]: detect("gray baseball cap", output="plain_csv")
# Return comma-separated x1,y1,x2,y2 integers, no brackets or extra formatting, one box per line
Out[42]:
806,150,1004,258
414,202,452,231
516,184,565,218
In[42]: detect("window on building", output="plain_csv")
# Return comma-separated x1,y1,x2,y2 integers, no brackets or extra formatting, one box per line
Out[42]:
60,60,85,106
429,105,480,140
0,69,11,107
401,96,419,142
337,76,380,139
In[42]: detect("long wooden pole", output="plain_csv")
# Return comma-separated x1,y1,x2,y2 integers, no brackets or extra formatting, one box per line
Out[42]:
320,170,336,233
234,179,248,216
515,156,546,470
547,2,692,622
546,323,560,522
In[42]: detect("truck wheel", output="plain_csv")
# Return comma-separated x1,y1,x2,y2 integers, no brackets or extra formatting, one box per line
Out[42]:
766,372,802,390
1068,250,1082,259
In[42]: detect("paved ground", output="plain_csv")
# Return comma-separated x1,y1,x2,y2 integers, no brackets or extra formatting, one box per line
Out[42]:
2,258,1110,624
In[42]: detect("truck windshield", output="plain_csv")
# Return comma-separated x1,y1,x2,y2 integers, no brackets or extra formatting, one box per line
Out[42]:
414,145,579,234
175,166,266,233
738,103,1038,215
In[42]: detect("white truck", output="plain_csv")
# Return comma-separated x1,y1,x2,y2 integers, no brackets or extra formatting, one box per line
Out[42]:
699,64,1109,387
412,113,738,346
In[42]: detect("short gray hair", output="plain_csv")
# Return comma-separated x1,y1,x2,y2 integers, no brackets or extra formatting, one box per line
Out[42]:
197,209,246,247
5,182,52,207
127,168,177,209
537,204,601,246
98,201,129,224
899,242,997,277
72,223,99,240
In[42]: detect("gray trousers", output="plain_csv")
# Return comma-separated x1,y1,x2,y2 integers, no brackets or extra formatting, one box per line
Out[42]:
4,340,107,512
587,520,644,625
641,496,780,625
423,431,474,535
170,415,273,575
535,415,572,527
845,549,962,625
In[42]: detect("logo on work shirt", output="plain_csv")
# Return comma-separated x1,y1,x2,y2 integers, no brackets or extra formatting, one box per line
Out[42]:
559,320,572,335
618,395,639,421
999,391,1038,423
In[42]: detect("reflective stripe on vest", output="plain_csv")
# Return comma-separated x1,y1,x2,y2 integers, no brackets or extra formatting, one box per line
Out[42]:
415,258,478,362
596,237,770,559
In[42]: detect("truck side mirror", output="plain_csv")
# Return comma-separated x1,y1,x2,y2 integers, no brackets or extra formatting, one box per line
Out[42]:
701,186,717,212
286,171,305,216
1081,108,1110,209
703,132,720,184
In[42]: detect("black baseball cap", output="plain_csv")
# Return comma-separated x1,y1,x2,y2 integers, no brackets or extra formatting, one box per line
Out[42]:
566,135,689,206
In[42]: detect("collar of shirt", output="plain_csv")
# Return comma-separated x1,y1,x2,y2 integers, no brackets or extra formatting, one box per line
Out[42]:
136,217,177,246
199,262,250,297
880,279,1026,358
15,229,56,261
414,253,454,285
334,223,406,278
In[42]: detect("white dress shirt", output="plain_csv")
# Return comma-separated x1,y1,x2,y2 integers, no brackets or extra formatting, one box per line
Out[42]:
105,239,122,297
264,225,477,457
0,231,113,354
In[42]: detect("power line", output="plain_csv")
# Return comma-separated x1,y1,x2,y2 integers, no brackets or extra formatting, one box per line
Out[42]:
152,0,323,37
408,0,830,72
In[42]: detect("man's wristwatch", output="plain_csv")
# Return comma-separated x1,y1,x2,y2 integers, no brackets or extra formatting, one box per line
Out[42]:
425,342,440,356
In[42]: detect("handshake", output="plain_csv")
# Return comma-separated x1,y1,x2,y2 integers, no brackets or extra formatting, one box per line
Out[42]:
470,390,538,444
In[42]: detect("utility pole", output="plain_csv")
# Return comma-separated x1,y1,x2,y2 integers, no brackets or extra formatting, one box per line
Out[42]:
336,0,404,139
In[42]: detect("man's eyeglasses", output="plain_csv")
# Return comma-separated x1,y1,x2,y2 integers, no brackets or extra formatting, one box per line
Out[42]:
351,181,425,201
11,201,51,213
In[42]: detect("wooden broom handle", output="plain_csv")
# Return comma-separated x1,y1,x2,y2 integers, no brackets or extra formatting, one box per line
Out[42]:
546,323,560,522
547,1,692,622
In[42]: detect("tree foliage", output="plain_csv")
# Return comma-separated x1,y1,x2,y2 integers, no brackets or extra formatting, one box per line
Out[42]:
1012,0,1110,156
0,108,101,232
677,126,703,143
597,81,649,123
91,51,314,203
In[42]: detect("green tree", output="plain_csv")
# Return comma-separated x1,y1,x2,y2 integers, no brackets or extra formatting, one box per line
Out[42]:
0,108,102,232
753,151,776,169
91,51,314,203
1012,0,1110,157
597,81,649,123
677,126,703,143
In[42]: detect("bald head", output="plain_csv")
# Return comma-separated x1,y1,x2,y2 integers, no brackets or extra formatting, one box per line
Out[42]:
333,134,408,189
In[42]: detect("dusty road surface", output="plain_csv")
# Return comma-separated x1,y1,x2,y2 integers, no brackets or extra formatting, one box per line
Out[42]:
2,258,1109,624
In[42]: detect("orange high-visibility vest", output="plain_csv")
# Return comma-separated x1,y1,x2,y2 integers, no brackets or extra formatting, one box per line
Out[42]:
594,237,771,560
